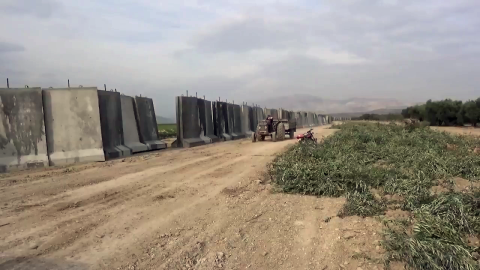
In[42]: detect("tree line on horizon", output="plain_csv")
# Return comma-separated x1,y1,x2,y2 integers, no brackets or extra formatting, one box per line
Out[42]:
352,98,480,127
402,98,480,127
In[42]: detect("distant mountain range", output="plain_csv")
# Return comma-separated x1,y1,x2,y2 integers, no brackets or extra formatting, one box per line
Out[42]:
253,94,414,115
160,95,413,124
329,108,405,118
156,116,175,124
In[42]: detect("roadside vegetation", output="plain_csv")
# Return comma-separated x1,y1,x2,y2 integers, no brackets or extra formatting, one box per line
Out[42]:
402,98,480,127
269,122,480,269
157,123,177,139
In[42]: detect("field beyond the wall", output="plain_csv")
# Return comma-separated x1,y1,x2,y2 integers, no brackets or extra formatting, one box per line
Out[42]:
269,122,480,269
157,123,177,139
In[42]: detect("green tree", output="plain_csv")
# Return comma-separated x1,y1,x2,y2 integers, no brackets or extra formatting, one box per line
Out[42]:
425,100,440,126
435,99,462,126
463,100,480,126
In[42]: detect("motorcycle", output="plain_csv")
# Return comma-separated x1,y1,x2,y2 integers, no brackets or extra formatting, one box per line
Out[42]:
296,129,317,144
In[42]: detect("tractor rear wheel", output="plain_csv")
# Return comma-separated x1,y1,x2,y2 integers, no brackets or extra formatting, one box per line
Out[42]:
289,130,294,139
251,132,256,142
276,123,285,141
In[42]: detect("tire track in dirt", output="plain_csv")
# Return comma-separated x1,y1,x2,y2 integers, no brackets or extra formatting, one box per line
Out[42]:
0,153,237,255
1,126,391,270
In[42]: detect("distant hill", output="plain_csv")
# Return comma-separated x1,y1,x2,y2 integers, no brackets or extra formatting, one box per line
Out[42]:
156,116,175,124
253,94,414,114
330,108,405,118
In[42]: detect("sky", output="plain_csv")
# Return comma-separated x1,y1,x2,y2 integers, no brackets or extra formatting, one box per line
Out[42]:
1,0,479,117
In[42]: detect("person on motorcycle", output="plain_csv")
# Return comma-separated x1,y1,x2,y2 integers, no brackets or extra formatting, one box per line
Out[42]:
266,115,274,133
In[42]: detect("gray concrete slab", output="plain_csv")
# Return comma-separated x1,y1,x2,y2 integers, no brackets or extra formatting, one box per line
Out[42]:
98,91,131,159
120,95,148,153
313,114,319,126
254,107,265,124
248,106,256,132
232,104,245,139
175,96,206,148
278,109,291,120
295,112,303,128
264,108,278,119
198,99,219,143
227,104,240,139
0,88,49,172
43,87,105,166
241,105,253,136
306,112,314,127
213,102,231,141
135,96,166,150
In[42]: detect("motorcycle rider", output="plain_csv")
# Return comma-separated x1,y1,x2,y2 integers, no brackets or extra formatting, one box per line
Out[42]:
266,115,274,133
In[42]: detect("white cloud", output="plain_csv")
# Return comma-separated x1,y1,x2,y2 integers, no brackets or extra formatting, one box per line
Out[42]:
0,0,479,117
305,48,368,65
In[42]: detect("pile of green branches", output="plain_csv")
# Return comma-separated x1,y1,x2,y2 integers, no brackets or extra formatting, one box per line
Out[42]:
268,122,480,269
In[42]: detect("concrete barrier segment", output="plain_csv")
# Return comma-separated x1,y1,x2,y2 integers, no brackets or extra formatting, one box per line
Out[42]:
197,99,219,143
98,91,131,159
120,95,148,153
213,102,231,141
227,104,240,139
232,104,245,139
0,87,49,172
241,105,253,136
254,107,264,124
264,108,279,120
135,96,166,150
295,112,303,128
43,87,105,166
175,96,207,148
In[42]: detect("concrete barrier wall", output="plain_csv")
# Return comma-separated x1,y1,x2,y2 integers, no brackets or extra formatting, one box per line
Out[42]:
43,87,105,166
241,105,253,136
0,88,49,172
254,107,264,124
301,112,306,127
200,99,219,142
307,112,314,127
98,91,130,159
213,102,231,140
248,106,255,132
300,112,307,128
135,96,166,150
120,95,148,153
232,104,245,139
227,104,240,139
295,112,303,128
278,109,288,119
175,96,207,148
264,108,278,119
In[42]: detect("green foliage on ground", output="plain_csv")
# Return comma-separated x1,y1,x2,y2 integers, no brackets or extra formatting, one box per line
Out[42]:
268,122,480,269
157,124,176,139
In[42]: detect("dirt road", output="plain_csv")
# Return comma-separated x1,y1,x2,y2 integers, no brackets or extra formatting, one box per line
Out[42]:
0,126,387,270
